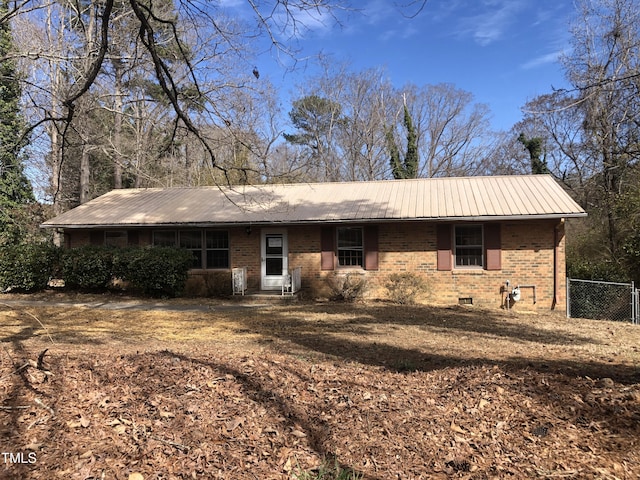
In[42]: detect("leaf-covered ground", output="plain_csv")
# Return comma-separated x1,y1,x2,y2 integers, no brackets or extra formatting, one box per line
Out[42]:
1,293,640,479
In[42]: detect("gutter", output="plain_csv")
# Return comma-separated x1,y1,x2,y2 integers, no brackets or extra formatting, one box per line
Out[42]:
40,212,588,230
552,219,564,310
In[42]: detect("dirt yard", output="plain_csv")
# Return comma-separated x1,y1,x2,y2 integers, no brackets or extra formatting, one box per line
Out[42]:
1,292,640,479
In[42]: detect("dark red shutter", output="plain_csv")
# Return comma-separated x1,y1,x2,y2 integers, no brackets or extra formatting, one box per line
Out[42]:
436,224,452,271
90,230,104,245
364,226,379,271
485,223,502,270
320,227,335,270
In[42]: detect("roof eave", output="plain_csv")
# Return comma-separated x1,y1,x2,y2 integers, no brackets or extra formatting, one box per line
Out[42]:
40,212,587,229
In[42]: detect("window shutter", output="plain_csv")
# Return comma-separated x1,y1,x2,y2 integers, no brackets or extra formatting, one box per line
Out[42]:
89,231,104,245
436,224,452,271
485,223,502,270
320,227,335,270
364,226,379,271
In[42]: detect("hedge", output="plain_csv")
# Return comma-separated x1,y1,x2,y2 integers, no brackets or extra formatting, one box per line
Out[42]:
61,245,114,290
113,247,194,296
1,243,194,297
0,242,59,292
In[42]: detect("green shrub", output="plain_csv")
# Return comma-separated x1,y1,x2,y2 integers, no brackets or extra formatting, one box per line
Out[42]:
566,257,629,282
0,242,59,292
61,245,114,290
325,272,367,302
114,247,193,297
58,246,193,296
385,272,429,305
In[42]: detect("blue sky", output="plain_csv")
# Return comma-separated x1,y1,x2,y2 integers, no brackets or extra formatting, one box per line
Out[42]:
247,0,576,132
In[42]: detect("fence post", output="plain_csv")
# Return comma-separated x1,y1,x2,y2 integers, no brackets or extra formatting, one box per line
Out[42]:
633,282,638,325
632,281,636,325
566,278,571,318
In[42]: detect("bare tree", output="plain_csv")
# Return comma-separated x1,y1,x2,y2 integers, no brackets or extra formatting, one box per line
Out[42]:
512,0,640,278
335,67,393,180
403,83,490,177
478,131,530,176
561,0,640,256
9,0,351,211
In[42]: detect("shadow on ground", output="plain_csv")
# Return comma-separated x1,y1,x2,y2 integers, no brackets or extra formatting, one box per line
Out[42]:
235,302,640,384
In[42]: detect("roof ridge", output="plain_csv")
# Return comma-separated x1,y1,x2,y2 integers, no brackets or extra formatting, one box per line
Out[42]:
122,174,554,191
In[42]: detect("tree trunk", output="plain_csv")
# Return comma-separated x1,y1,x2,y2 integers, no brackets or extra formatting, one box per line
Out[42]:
79,145,90,204
113,60,124,189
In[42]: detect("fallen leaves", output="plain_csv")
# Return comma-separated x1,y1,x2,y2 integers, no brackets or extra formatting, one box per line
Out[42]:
1,346,639,479
1,300,640,478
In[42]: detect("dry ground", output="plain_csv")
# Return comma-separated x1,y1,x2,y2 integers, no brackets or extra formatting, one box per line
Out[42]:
1,292,640,479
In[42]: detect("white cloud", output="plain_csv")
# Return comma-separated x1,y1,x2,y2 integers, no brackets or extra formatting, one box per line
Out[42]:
215,0,245,8
521,49,566,69
454,0,528,46
362,0,396,25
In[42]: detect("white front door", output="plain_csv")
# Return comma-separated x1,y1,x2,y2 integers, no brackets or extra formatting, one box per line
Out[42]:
261,229,288,290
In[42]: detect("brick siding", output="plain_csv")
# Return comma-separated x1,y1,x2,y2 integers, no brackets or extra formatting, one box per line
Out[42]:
285,220,566,311
65,219,566,311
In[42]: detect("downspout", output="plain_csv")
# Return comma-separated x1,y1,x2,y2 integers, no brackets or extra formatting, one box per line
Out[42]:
552,219,564,310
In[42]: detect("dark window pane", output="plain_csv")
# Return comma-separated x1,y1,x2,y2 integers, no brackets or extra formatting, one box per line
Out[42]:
180,231,202,249
337,227,363,267
206,231,228,249
455,226,482,246
153,230,176,247
207,250,229,269
338,250,363,267
204,231,229,269
266,235,283,255
266,257,283,275
338,228,362,248
456,248,483,266
105,231,127,247
189,249,202,269
455,225,483,267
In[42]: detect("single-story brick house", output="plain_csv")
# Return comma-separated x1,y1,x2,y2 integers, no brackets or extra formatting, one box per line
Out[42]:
42,175,586,309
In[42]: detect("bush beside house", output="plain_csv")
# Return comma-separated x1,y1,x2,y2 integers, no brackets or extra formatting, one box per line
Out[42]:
0,244,193,297
0,242,59,292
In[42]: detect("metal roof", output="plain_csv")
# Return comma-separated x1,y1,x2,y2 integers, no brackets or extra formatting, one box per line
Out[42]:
41,175,587,229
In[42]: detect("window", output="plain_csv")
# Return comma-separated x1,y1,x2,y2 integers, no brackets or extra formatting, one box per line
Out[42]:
105,231,128,247
180,230,203,269
206,231,229,269
152,230,229,269
455,225,483,267
153,230,176,247
337,227,363,267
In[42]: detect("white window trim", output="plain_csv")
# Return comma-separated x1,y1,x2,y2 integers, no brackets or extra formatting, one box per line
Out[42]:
336,226,364,268
454,224,484,269
152,229,230,270
204,230,230,270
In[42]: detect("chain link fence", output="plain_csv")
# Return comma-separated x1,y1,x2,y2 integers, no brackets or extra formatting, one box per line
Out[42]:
567,278,639,324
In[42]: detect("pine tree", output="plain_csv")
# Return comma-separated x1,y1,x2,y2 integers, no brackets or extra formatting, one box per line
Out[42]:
0,0,36,245
403,104,418,178
387,104,419,179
